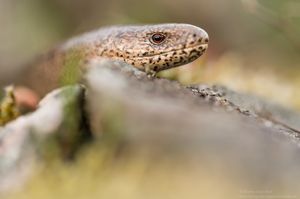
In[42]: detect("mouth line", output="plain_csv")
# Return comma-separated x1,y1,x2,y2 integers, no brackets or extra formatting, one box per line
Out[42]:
138,43,208,58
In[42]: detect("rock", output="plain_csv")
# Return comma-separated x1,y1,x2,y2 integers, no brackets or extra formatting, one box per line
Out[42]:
0,85,86,192
1,59,300,197
85,59,300,144
84,59,300,195
204,85,300,127
188,84,300,143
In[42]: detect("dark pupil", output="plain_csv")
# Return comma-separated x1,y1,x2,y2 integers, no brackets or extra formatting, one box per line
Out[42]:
152,34,165,43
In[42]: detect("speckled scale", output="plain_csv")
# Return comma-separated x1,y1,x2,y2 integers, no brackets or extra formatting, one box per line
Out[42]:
17,23,209,96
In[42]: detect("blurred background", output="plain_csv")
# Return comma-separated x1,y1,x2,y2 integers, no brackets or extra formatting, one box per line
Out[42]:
1,1,300,198
0,0,300,109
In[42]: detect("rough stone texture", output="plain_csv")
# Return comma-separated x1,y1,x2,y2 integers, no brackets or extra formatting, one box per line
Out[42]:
85,60,300,195
1,60,300,197
188,85,300,143
195,85,300,128
86,60,300,143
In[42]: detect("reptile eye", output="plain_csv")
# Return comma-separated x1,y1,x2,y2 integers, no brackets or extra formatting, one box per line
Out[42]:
150,33,166,44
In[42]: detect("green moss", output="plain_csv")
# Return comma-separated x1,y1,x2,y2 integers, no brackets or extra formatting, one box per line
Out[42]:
59,49,85,86
100,101,127,143
58,85,90,159
34,85,90,161
0,86,20,126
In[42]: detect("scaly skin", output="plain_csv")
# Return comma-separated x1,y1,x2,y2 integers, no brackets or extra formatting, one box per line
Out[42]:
17,23,209,96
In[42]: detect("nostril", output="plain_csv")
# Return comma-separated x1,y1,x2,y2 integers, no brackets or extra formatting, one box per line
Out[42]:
198,37,208,43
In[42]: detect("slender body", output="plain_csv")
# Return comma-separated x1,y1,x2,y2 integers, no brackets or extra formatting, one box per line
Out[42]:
17,24,209,96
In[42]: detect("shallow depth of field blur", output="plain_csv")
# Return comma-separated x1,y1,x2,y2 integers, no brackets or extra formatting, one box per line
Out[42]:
1,1,300,198
1,0,300,109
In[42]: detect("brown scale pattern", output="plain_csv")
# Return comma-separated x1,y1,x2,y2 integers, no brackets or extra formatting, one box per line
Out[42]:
17,23,209,96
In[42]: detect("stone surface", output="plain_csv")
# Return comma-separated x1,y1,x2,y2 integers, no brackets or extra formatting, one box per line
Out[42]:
0,85,85,192
85,60,300,144
85,60,300,195
1,59,300,198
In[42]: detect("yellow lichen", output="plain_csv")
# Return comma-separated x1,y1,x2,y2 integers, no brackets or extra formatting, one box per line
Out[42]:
0,86,20,126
